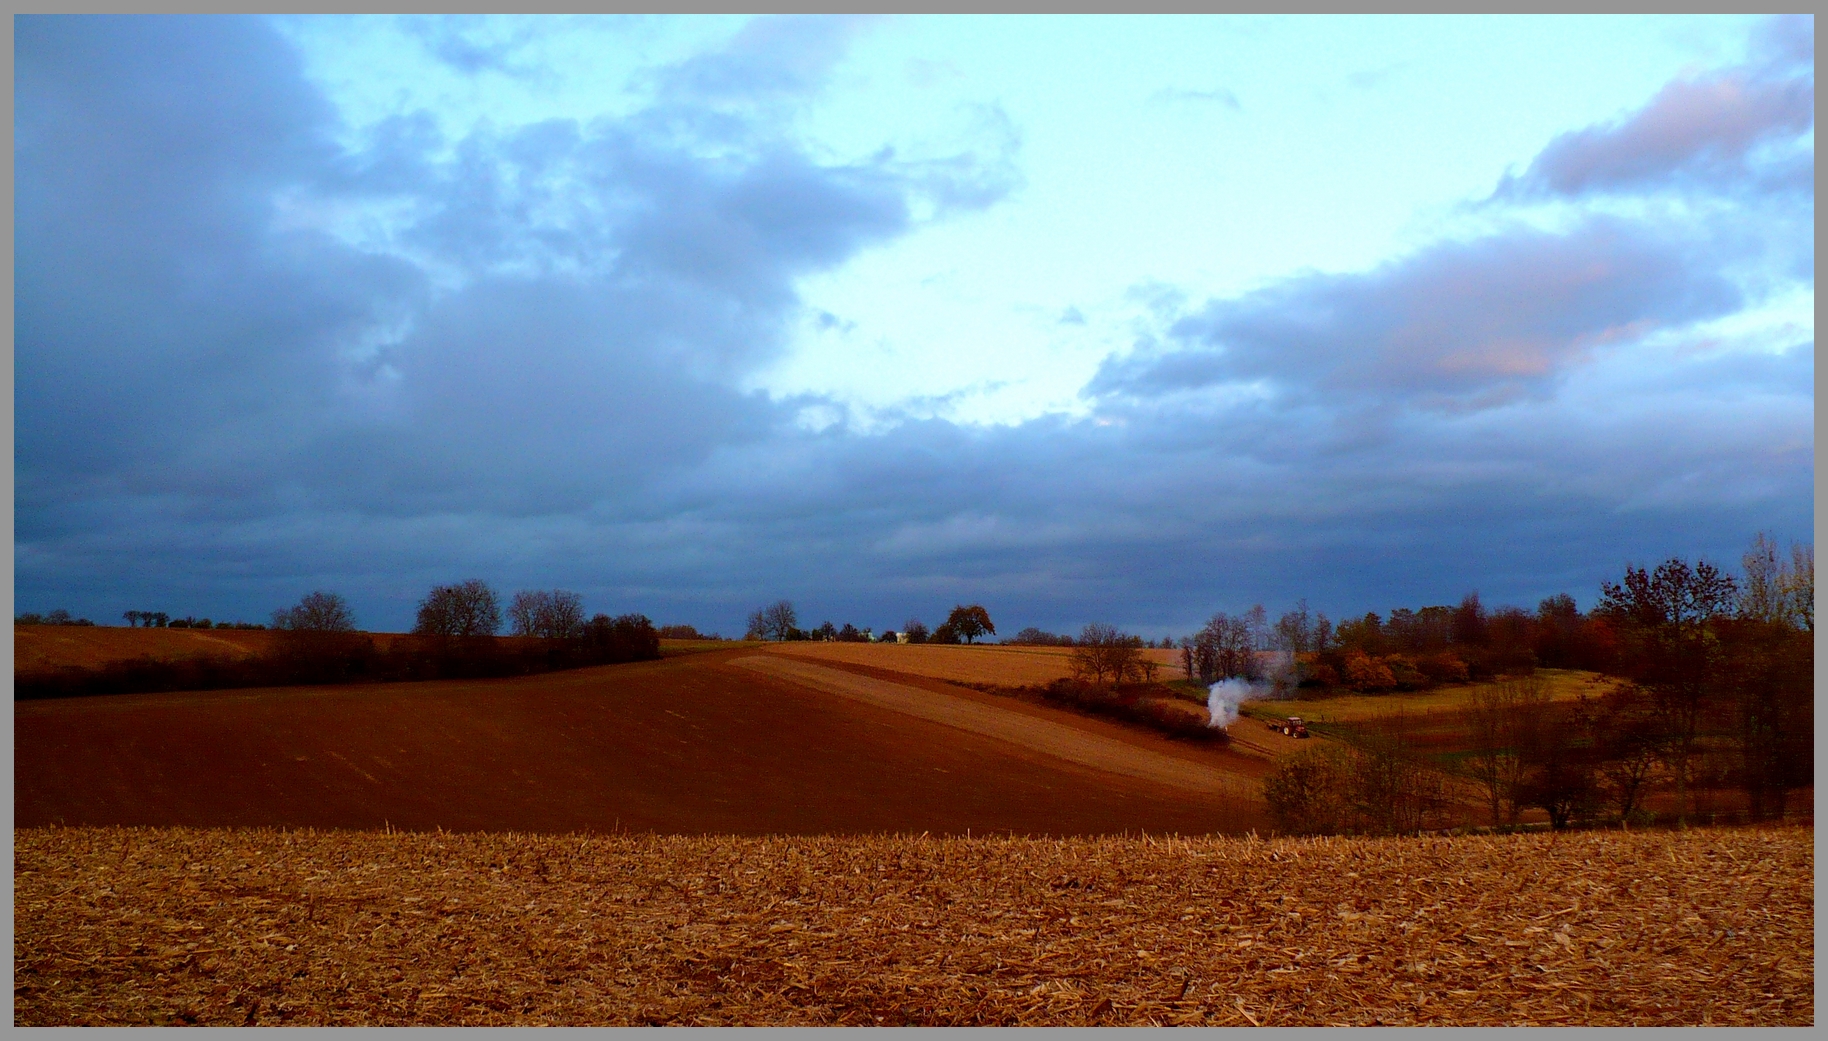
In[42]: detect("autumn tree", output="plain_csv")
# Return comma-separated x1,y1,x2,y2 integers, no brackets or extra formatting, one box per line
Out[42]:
944,604,995,644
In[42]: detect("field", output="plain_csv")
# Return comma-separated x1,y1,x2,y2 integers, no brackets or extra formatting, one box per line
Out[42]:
1240,668,1619,728
760,639,1179,687
15,634,1812,1025
15,624,277,673
14,825,1810,1026
16,644,1264,836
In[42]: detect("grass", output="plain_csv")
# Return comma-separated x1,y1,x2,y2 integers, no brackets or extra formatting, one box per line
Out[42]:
1239,669,1620,728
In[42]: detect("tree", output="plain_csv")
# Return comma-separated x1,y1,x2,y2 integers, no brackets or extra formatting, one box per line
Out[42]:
1273,600,1314,653
123,610,141,627
813,621,839,642
508,590,585,639
414,580,501,638
579,613,661,663
1068,623,1150,685
1590,683,1663,825
745,600,797,642
272,591,357,633
1451,593,1488,649
902,618,929,644
1597,557,1738,825
1741,533,1814,631
1262,746,1354,836
1462,675,1548,826
944,604,995,644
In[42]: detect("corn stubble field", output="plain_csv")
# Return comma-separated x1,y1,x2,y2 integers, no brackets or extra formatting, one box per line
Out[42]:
15,824,1811,1027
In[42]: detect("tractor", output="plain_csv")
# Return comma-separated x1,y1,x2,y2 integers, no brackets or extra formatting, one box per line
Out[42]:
1265,716,1310,738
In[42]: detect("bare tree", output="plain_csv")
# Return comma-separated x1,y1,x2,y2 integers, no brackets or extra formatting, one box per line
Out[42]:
1599,557,1738,823
508,589,586,639
1462,675,1548,826
414,580,501,637
272,591,357,633
1273,600,1315,653
746,600,797,642
1069,623,1149,686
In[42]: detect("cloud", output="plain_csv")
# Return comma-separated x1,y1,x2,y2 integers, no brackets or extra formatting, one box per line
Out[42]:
12,16,1810,642
649,14,877,106
1087,218,1742,409
14,14,1015,625
1495,15,1813,199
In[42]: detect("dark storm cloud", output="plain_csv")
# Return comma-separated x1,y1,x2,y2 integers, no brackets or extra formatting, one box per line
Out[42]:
15,15,1811,640
13,14,1010,625
1495,15,1813,200
1087,219,1743,409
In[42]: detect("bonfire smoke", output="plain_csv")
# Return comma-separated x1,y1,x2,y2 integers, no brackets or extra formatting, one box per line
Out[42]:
1206,678,1261,728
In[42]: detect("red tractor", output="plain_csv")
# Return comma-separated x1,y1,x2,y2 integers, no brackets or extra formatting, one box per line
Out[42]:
1265,716,1310,738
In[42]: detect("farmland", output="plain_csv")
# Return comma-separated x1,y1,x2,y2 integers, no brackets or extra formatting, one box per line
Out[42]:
15,624,277,674
16,645,1264,836
1239,668,1619,728
14,632,1813,1026
759,639,1180,688
14,824,1811,1026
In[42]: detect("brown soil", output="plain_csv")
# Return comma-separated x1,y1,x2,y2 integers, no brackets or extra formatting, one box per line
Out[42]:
14,825,1811,1026
14,625,279,673
763,640,1180,687
15,648,1264,837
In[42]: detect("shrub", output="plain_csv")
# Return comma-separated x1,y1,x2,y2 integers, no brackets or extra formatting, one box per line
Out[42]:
1262,747,1354,836
1416,652,1470,684
1341,650,1396,692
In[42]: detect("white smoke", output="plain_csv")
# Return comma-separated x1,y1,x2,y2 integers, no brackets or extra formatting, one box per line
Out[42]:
1206,677,1262,728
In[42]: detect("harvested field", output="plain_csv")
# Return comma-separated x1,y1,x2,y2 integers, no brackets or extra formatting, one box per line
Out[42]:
15,649,1261,837
763,640,1179,688
14,824,1811,1026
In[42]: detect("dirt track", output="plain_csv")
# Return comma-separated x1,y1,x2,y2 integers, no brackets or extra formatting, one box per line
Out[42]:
732,655,1249,798
15,649,1265,836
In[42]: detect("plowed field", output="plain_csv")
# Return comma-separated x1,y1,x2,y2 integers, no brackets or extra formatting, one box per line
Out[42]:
759,640,1180,687
16,648,1263,836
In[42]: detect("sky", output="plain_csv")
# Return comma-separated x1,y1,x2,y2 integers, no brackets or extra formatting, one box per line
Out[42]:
14,14,1815,637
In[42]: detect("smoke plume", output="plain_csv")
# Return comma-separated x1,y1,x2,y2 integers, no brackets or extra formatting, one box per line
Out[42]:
1206,678,1261,728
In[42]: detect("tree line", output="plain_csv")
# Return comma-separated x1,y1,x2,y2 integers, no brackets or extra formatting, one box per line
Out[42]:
743,601,995,645
1262,534,1813,834
17,581,661,700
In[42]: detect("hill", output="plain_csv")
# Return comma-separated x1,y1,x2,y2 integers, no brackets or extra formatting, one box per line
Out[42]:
16,646,1265,836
